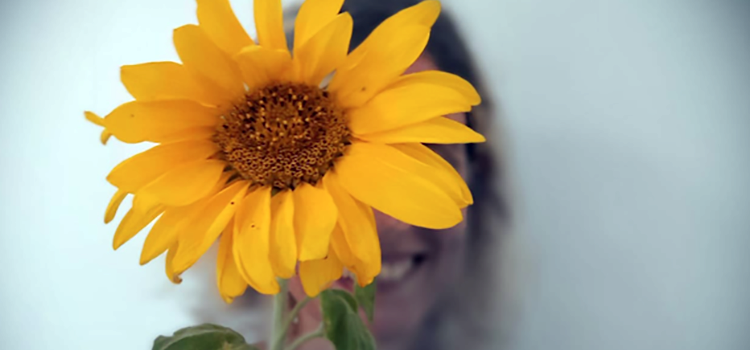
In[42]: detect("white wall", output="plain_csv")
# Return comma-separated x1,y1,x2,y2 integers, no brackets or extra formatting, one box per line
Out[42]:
1,0,748,349
457,1,750,349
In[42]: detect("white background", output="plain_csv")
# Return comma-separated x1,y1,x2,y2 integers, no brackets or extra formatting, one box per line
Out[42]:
1,0,748,349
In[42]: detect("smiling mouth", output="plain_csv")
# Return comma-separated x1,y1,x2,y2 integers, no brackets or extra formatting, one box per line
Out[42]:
336,253,429,290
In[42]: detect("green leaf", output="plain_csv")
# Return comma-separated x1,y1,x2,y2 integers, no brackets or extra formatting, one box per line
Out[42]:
355,279,376,321
328,289,358,312
152,324,260,350
320,290,376,350
226,345,261,350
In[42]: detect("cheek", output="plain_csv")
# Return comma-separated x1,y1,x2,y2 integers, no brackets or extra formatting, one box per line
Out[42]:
431,210,469,286
445,112,467,125
444,208,470,259
404,55,438,74
437,208,470,251
444,112,470,177
453,207,469,238
288,277,305,301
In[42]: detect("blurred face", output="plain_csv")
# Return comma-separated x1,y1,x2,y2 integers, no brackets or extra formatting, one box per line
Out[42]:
289,55,471,350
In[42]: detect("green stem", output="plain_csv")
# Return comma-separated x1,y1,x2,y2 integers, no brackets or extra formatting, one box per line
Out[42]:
271,296,312,349
270,279,289,350
284,324,325,350
281,297,312,338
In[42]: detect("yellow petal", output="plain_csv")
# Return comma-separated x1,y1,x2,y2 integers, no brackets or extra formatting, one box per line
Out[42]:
107,139,219,193
299,248,343,297
113,204,165,250
234,186,280,294
165,242,183,283
392,143,472,207
347,83,473,135
329,0,441,108
197,0,254,56
163,127,219,144
352,0,441,58
254,0,287,51
85,111,105,127
334,142,462,229
217,221,248,303
357,116,485,144
390,70,481,105
293,182,337,261
351,259,378,287
103,99,219,144
329,224,355,267
328,24,429,109
323,172,381,277
120,62,224,105
132,191,163,215
100,130,112,145
329,224,376,287
294,0,344,52
139,172,230,265
173,24,244,102
140,204,196,265
269,190,296,278
140,160,226,207
336,0,440,76
172,181,248,273
235,45,292,91
86,111,113,144
292,13,352,86
104,189,128,224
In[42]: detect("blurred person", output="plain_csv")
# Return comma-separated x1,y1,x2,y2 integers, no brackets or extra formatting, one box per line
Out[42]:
194,1,509,349
280,1,509,349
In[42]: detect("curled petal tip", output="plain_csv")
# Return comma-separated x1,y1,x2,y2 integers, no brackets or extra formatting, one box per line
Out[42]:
84,111,105,127
100,130,112,145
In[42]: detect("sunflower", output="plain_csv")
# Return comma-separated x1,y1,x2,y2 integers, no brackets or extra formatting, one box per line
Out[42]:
86,0,484,302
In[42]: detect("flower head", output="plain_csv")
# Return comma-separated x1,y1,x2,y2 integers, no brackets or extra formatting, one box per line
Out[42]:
87,0,484,302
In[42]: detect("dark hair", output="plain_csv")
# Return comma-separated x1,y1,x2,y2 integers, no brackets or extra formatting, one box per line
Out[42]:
288,1,508,348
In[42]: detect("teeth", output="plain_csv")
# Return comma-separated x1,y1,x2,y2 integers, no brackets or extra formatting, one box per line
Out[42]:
339,260,415,284
378,260,414,282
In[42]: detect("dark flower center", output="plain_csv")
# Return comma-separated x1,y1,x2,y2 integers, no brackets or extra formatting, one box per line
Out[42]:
214,83,350,190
